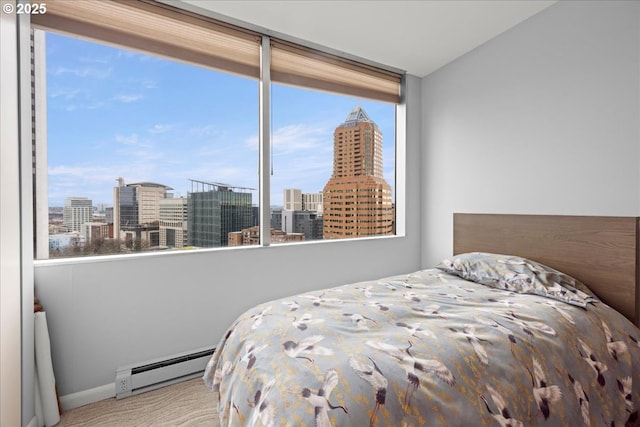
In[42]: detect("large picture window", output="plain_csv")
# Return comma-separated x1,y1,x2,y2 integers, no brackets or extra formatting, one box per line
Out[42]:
31,0,403,260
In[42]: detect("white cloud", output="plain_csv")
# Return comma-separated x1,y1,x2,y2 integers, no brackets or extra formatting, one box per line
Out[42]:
142,80,158,89
245,123,332,155
116,50,138,60
112,94,144,103
49,165,90,177
181,161,258,189
239,122,336,202
60,100,104,112
49,88,81,100
79,55,111,65
52,65,112,79
188,124,223,139
148,123,172,134
115,133,141,146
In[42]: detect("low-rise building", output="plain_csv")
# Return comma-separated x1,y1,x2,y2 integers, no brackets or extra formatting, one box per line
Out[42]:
228,226,304,246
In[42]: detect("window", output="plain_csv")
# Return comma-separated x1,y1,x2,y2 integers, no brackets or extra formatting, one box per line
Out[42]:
34,29,259,258
30,0,403,260
271,84,396,243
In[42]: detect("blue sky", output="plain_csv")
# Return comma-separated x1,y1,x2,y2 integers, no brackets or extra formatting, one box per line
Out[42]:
45,31,396,208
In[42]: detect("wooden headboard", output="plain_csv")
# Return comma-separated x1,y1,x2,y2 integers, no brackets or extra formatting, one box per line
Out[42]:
453,213,640,327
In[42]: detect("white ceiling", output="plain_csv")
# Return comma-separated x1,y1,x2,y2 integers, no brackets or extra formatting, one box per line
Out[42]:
182,1,556,77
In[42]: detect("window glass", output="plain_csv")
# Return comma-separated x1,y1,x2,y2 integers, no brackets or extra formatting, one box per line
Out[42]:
32,2,403,259
41,32,258,258
270,83,396,243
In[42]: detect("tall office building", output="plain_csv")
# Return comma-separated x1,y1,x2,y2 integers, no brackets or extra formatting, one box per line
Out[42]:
302,191,323,214
283,188,303,211
187,180,254,247
322,105,393,238
282,210,323,241
283,188,323,213
113,178,172,247
63,197,92,232
159,197,188,248
270,208,283,231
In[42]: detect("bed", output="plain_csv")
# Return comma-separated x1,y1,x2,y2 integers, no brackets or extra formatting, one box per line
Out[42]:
204,214,640,426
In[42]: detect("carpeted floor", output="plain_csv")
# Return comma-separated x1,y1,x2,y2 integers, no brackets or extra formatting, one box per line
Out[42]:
55,378,220,427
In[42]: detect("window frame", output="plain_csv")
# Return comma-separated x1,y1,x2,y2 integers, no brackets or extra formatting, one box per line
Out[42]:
29,0,407,262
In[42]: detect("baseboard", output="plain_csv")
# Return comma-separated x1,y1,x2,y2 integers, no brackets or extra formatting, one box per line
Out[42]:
25,415,39,427
59,383,115,411
58,374,204,411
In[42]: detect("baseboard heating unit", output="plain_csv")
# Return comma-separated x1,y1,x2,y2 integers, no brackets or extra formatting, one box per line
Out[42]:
115,346,215,399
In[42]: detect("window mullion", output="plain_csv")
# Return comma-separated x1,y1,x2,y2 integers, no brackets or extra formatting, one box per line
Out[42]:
259,35,271,246
32,29,49,260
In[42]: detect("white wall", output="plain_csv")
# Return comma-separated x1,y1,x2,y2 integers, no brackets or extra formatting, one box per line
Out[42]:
421,0,640,267
33,75,422,399
1,4,24,426
1,6,36,426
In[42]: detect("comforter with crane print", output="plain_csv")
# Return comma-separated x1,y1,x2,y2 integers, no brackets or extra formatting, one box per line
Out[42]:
204,266,640,427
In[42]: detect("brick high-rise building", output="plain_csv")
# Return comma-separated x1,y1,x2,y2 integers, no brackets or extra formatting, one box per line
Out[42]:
322,105,393,238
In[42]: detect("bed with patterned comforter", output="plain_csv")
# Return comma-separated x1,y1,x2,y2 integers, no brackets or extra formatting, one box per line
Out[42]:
204,253,640,426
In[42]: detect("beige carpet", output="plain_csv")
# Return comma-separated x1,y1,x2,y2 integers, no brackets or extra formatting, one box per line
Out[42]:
55,378,220,427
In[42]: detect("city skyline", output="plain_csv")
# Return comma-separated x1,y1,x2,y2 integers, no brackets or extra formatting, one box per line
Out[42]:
44,31,396,209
